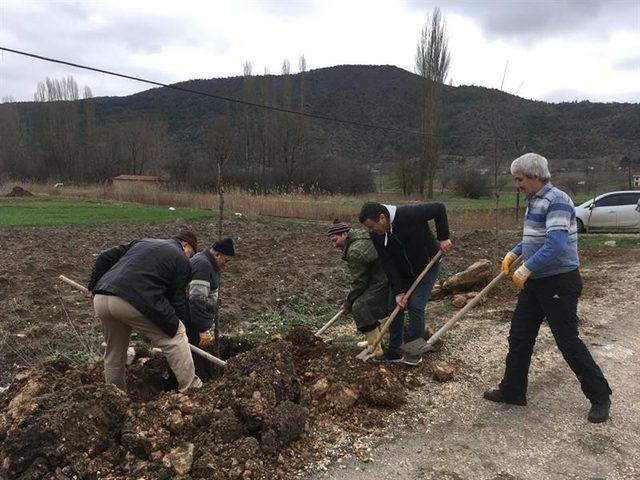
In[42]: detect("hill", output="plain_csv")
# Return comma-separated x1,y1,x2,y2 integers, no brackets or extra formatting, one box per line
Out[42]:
1,65,639,188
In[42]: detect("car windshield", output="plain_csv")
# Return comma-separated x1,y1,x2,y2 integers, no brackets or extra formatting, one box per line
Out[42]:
578,199,593,208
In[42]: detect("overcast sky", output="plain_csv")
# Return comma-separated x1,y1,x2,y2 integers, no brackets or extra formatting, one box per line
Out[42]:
0,0,638,103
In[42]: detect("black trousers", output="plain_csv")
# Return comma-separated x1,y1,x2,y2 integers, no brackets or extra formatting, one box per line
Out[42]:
499,269,611,403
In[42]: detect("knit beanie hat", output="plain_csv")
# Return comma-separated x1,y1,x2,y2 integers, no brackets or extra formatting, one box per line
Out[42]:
212,237,235,256
175,230,198,252
327,218,350,236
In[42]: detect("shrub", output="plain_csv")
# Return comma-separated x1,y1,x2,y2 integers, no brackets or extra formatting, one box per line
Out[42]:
454,169,490,199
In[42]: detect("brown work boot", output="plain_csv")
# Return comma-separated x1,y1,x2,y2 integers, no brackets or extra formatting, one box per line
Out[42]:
424,324,444,351
365,327,384,358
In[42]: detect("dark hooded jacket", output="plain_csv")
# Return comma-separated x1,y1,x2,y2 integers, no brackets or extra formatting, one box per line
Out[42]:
88,238,191,337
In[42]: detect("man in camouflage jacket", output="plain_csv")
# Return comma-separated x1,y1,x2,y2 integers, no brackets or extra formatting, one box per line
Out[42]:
328,219,390,356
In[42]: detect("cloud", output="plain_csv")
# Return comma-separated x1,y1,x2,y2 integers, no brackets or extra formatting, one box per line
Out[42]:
543,87,640,103
237,0,319,20
614,55,640,71
404,0,639,44
0,1,231,99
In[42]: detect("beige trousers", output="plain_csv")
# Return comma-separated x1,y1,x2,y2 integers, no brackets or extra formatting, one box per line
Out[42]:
93,294,202,393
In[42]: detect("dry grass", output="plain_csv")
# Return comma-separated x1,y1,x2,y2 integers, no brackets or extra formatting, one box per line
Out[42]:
1,181,522,230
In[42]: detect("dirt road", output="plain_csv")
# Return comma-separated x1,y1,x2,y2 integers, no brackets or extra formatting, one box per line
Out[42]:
310,258,640,480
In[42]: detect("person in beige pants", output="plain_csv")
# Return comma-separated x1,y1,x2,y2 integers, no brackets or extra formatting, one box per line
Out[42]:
93,294,201,392
88,232,203,393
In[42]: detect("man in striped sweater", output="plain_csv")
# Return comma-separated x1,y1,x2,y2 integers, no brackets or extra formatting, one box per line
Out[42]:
484,153,611,423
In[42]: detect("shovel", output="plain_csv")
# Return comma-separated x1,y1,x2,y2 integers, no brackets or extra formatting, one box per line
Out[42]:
58,274,227,367
314,308,346,337
400,256,523,356
356,251,443,361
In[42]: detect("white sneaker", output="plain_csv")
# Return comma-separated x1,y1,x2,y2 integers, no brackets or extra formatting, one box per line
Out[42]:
401,354,423,366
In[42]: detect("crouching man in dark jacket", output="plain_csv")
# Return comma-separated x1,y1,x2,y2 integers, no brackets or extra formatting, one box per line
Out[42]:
359,202,452,365
88,231,202,393
186,237,235,380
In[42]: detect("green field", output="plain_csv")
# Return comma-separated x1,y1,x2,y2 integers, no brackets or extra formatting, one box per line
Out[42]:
0,197,214,227
578,233,640,249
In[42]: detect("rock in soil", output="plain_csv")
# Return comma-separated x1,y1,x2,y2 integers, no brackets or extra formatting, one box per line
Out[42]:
433,362,455,382
451,294,468,308
443,259,494,292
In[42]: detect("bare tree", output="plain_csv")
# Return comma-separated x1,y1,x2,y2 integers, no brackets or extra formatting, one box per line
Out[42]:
0,104,22,178
279,58,305,186
119,119,165,175
205,116,234,238
415,7,450,198
241,60,256,173
298,55,307,74
243,60,252,77
205,116,234,359
33,76,83,180
281,58,291,75
34,76,80,102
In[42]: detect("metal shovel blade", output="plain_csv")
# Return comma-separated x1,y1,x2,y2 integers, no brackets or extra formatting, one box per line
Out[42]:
400,337,431,356
356,345,375,361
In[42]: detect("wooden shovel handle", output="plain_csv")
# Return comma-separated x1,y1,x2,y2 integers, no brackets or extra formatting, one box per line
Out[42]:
425,255,523,346
59,275,89,293
369,250,443,352
189,343,227,367
315,308,346,337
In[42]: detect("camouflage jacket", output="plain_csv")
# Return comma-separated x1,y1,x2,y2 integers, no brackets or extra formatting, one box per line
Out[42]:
342,229,389,312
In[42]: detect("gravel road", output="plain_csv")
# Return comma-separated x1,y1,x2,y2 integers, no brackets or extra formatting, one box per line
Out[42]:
310,259,640,480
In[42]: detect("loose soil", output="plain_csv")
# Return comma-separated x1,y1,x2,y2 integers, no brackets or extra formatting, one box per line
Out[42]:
1,217,636,479
5,187,33,197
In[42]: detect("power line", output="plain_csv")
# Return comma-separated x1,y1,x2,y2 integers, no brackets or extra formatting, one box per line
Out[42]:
0,46,442,138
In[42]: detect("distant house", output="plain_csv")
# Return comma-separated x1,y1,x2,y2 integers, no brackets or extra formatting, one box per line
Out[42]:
634,174,640,188
112,174,160,198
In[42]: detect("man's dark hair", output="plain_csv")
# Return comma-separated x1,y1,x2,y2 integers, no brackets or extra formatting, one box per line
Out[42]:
358,202,389,224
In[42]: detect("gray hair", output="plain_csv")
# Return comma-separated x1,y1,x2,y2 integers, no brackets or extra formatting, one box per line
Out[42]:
510,153,551,181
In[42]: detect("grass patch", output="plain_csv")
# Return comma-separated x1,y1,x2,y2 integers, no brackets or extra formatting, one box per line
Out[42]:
0,196,214,227
578,233,640,249
239,295,342,342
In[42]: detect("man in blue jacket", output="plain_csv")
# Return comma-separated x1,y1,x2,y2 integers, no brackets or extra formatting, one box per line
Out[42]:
359,201,452,365
484,153,611,423
88,231,202,393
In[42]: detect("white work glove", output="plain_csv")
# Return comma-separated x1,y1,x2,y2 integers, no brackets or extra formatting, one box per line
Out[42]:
512,265,531,289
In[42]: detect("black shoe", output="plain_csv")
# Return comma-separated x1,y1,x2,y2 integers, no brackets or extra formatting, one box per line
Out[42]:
588,398,610,423
374,350,404,363
483,389,527,406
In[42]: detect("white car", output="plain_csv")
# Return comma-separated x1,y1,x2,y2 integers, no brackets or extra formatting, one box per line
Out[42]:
574,190,640,233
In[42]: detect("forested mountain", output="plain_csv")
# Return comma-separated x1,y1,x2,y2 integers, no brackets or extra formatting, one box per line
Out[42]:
1,64,638,192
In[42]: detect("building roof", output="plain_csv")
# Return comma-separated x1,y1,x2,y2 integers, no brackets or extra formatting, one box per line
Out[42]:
113,175,159,182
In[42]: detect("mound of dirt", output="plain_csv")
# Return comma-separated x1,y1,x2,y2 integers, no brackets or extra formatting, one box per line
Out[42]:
0,327,428,479
5,186,33,197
